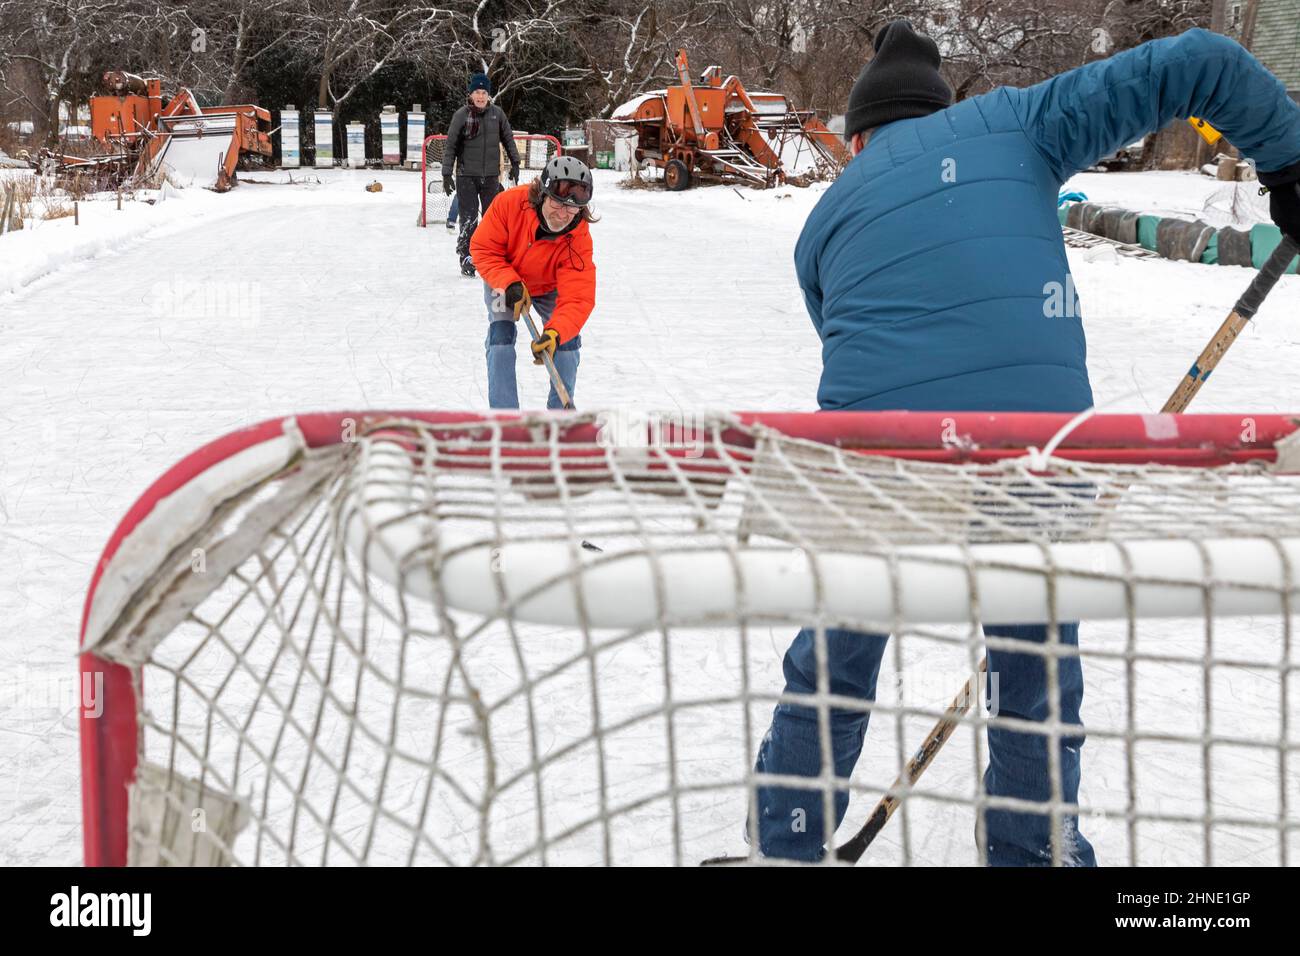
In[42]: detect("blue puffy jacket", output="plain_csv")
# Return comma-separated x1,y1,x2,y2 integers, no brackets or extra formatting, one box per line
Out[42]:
796,29,1300,412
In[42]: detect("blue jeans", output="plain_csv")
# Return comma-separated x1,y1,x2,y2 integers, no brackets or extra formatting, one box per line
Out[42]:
482,281,580,409
755,623,1096,866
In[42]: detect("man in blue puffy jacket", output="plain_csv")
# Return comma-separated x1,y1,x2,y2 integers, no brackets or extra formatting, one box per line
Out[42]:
755,21,1300,865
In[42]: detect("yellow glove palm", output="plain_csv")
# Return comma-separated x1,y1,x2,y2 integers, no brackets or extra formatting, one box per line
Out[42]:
531,328,559,365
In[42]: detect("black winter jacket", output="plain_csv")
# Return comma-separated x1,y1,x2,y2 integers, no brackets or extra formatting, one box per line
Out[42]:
441,104,520,178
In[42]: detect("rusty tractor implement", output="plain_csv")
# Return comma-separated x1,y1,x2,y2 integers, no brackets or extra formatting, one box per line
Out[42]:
48,72,272,191
612,50,849,190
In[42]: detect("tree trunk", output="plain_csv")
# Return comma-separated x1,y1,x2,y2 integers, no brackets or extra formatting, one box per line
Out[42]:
225,11,248,102
44,96,61,147
318,35,337,109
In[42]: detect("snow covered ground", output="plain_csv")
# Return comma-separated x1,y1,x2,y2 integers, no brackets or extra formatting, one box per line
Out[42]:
1068,167,1275,228
1,166,1297,865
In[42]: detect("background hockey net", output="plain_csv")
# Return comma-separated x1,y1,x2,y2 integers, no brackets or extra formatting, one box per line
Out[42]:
79,410,1300,866
418,133,561,227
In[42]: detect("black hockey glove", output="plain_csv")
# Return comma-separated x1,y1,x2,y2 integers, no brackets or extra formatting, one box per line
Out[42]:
504,281,531,321
1268,180,1300,244
443,175,454,196
509,165,520,185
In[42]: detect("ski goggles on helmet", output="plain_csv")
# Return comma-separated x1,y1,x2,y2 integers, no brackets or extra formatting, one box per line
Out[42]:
545,178,592,207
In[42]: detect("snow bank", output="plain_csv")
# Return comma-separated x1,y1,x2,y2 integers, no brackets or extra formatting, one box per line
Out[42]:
0,167,416,298
1065,169,1272,228
0,185,221,297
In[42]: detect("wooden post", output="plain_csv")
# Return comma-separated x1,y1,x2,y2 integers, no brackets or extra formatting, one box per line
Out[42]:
74,200,79,225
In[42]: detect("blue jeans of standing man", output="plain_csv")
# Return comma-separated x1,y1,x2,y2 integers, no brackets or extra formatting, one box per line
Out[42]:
754,623,1096,866
482,281,580,409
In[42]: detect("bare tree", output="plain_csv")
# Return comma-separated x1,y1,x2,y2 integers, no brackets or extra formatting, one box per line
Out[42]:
569,0,724,118
1099,0,1213,47
0,0,121,144
928,1,1102,99
0,0,1219,153
452,0,597,107
0,0,225,141
276,0,462,113
163,0,302,103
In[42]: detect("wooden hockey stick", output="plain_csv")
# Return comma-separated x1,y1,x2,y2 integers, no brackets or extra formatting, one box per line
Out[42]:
833,232,1300,865
519,303,574,409
1162,233,1299,413
833,659,987,862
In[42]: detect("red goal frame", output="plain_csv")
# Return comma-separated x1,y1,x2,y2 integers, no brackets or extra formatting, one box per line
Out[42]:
419,133,563,227
79,409,1300,865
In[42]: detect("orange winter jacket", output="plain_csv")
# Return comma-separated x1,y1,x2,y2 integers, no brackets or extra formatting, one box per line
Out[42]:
470,184,596,343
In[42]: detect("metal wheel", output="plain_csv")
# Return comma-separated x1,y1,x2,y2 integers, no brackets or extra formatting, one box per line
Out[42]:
665,158,691,191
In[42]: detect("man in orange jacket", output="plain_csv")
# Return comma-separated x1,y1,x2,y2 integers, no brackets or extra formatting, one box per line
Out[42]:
470,156,597,409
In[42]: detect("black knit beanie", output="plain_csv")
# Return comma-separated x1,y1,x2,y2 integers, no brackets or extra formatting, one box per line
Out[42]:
844,20,953,142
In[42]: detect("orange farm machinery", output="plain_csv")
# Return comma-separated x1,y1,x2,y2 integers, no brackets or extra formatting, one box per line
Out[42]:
49,71,272,191
611,50,849,190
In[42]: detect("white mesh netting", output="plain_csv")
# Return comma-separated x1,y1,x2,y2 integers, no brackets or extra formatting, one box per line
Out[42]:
84,412,1300,865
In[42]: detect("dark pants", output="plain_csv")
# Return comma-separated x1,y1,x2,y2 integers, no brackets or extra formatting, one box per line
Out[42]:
456,175,502,261
754,623,1096,866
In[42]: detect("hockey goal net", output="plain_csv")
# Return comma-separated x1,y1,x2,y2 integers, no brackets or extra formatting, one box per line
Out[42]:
79,410,1300,866
418,133,561,227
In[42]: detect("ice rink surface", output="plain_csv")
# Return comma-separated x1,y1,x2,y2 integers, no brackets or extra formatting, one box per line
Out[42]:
1,166,1298,864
